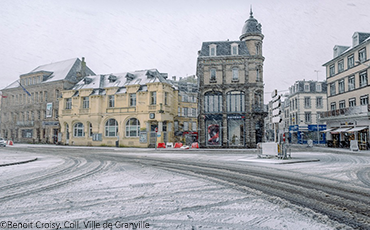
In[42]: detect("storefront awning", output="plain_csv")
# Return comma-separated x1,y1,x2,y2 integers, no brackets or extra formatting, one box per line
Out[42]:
331,127,351,134
321,128,336,132
346,126,368,132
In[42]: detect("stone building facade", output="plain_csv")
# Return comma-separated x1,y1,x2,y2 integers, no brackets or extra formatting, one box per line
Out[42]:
0,58,95,143
196,9,265,148
58,69,198,147
285,80,328,144
321,32,370,149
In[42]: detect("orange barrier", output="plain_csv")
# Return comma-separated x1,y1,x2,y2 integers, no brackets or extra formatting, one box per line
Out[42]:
157,143,166,148
8,140,13,146
191,142,199,149
174,143,183,148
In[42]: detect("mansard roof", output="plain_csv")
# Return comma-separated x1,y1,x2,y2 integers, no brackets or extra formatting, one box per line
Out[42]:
198,41,250,57
72,69,175,93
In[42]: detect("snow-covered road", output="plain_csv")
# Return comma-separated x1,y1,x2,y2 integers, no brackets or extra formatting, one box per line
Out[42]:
1,145,369,229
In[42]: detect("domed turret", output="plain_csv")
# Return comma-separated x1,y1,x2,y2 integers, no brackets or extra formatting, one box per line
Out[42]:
240,7,263,41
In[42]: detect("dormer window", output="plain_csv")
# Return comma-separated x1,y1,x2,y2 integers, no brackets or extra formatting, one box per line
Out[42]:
316,83,322,92
108,74,117,83
304,83,310,92
209,44,217,56
231,43,238,55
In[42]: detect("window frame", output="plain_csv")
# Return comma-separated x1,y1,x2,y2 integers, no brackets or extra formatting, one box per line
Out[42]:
82,97,89,109
349,98,356,107
359,71,368,87
338,79,345,93
204,91,223,113
150,92,157,105
348,75,355,91
73,122,85,137
359,48,367,63
348,55,354,68
360,95,369,105
130,93,136,107
108,95,115,108
339,100,346,109
338,59,344,73
65,98,72,109
227,91,245,112
125,118,140,137
105,119,118,137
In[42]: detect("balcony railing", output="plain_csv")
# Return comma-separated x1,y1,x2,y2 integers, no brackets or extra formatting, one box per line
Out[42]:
16,121,34,127
320,105,370,119
106,107,136,113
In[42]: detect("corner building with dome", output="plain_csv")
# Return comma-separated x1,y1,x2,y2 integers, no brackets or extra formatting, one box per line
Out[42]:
196,9,266,148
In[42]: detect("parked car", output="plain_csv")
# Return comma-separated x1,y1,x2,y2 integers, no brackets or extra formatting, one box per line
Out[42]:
0,138,6,147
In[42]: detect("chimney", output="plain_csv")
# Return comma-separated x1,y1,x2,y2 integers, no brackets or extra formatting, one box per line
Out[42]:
81,57,86,78
172,76,176,81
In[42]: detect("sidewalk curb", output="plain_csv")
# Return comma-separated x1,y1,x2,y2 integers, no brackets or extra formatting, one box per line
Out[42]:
0,158,38,167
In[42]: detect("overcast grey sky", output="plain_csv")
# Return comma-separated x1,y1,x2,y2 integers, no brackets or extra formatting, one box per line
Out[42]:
0,0,369,102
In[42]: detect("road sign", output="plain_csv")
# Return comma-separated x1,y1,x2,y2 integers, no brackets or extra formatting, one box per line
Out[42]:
271,89,278,98
272,116,282,123
272,100,281,109
272,108,281,116
155,127,158,133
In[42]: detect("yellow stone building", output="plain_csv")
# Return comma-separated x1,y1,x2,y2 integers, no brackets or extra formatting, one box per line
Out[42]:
58,69,197,147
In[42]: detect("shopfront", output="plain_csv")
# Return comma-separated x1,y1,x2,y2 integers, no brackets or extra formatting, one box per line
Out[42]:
227,115,245,147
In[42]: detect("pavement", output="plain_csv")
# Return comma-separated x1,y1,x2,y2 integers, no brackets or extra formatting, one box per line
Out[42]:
0,142,369,167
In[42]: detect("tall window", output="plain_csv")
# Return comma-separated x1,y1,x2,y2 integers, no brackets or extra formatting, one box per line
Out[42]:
339,100,346,109
348,76,355,91
330,102,336,111
209,44,216,56
349,98,356,107
150,92,156,105
73,122,84,137
89,123,93,137
126,118,140,137
55,89,60,99
304,97,311,108
130,93,136,106
204,91,222,113
330,82,336,96
227,91,245,112
304,83,310,92
210,68,216,81
44,91,48,102
256,68,260,82
232,67,239,81
304,112,311,123
316,97,323,108
359,48,367,62
329,65,335,76
360,95,369,105
105,119,118,137
338,79,345,93
338,59,344,73
182,107,189,117
360,71,368,87
348,55,354,68
65,98,72,109
231,44,238,55
108,95,115,107
82,97,89,109
316,83,322,92
164,92,168,105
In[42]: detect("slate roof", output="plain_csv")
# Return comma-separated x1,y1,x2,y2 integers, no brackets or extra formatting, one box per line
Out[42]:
3,58,95,89
198,41,250,57
72,69,175,95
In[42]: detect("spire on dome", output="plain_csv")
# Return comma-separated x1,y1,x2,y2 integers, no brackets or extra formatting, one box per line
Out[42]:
250,5,253,18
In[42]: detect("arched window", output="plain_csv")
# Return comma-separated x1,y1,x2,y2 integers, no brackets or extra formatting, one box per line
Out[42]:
227,91,245,112
126,118,140,137
73,122,85,137
204,91,222,113
105,119,118,137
